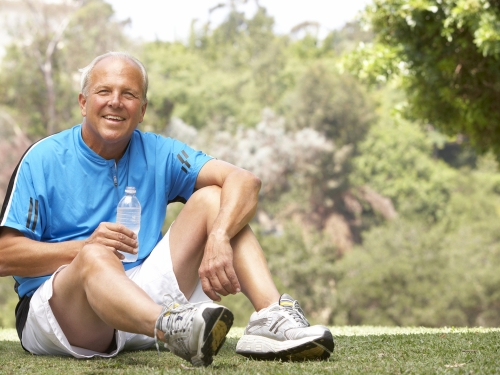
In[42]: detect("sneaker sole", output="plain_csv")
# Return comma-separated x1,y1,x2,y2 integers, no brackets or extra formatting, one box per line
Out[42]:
235,330,334,361
191,306,234,366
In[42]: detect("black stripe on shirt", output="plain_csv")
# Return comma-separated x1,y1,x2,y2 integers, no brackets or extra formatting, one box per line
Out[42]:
1,132,59,226
31,199,39,231
176,151,191,169
26,198,33,229
0,142,39,224
1,161,24,224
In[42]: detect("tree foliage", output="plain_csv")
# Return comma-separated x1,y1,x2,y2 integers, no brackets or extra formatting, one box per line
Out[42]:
0,0,132,138
345,0,500,154
141,6,290,131
3,0,500,329
334,88,500,326
334,205,500,327
284,62,375,149
0,109,32,201
145,6,378,254
351,95,457,223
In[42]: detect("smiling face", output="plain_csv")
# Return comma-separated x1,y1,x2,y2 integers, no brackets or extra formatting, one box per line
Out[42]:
79,56,147,160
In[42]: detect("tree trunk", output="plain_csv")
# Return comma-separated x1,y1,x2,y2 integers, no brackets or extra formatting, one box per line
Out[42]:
43,61,56,136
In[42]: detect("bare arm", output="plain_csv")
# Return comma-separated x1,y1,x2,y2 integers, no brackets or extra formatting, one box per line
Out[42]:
0,224,138,277
195,159,261,240
195,159,262,300
0,227,81,277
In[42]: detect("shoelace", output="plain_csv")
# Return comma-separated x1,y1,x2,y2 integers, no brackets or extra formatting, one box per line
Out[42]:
280,301,310,327
153,298,204,357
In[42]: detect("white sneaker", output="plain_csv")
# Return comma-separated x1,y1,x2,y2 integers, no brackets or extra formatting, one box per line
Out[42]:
236,294,334,361
155,299,233,366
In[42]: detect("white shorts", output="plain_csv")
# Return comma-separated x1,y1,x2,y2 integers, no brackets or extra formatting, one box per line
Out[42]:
21,228,211,358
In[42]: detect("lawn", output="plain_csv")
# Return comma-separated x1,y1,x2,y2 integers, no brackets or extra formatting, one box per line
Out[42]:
1,327,500,374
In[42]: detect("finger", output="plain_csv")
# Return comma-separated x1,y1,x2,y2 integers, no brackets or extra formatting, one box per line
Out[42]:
201,277,220,301
114,232,139,249
91,223,137,247
109,239,138,255
214,269,235,295
224,265,241,294
112,248,125,260
208,274,229,297
96,227,138,250
111,223,138,239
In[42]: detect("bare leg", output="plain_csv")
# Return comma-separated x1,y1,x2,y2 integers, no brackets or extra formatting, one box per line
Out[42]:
169,186,280,311
50,245,162,352
231,225,279,310
50,185,278,352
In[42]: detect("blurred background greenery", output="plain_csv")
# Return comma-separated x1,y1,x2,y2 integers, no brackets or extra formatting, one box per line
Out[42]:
1,0,500,329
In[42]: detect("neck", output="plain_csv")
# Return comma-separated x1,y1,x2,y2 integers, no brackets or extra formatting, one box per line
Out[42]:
81,120,130,161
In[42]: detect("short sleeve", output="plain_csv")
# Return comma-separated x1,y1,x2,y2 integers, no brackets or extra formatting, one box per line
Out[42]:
1,152,46,241
162,138,213,204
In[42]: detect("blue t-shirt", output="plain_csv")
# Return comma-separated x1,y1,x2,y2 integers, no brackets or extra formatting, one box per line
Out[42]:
0,125,212,297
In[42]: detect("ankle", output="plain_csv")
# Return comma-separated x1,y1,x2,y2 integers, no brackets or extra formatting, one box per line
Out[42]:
252,292,281,312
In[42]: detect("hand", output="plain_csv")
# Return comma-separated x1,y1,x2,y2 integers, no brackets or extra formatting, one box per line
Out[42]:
84,222,138,260
198,232,241,301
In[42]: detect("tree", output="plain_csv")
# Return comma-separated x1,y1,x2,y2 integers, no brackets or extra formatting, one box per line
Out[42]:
0,108,32,202
144,4,381,251
351,97,458,223
0,0,132,138
345,0,500,154
3,0,85,136
165,107,392,255
333,208,500,327
143,4,289,131
284,62,376,149
25,0,85,135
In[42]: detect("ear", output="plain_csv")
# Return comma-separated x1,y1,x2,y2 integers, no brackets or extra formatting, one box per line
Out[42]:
138,100,148,123
78,93,87,117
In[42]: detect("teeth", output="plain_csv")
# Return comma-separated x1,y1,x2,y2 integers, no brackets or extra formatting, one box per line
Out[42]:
104,115,124,120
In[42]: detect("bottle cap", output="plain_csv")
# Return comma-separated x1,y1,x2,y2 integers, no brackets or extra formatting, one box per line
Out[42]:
125,186,136,194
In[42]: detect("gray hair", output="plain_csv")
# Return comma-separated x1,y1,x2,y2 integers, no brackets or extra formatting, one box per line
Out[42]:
79,52,148,103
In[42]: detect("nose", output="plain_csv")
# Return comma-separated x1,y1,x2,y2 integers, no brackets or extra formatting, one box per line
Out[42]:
108,91,122,108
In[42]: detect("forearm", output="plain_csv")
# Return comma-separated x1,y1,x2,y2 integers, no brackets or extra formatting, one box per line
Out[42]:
194,160,261,298
0,228,82,277
210,169,261,240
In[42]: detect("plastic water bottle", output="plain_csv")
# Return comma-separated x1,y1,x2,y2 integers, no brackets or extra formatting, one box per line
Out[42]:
116,186,141,262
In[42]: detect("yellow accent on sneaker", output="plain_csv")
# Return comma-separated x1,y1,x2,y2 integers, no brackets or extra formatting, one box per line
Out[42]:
211,320,230,353
163,303,180,317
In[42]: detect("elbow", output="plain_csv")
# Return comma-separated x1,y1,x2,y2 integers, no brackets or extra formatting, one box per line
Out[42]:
244,170,262,194
0,263,10,277
0,230,18,277
0,246,8,277
0,250,12,277
252,174,262,192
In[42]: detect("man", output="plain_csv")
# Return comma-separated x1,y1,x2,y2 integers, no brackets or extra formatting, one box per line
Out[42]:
0,52,334,366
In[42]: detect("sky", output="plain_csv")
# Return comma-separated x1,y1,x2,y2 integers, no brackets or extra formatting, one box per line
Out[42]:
106,0,373,42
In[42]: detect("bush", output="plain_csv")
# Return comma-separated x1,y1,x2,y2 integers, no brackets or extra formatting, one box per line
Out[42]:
333,182,500,327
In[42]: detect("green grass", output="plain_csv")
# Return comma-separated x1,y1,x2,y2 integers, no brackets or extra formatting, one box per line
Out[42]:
1,327,500,374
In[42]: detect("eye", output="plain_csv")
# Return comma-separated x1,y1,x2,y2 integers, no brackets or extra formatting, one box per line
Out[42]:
124,92,138,99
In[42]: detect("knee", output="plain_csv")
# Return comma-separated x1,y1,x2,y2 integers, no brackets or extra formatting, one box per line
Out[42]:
190,185,222,208
78,244,119,273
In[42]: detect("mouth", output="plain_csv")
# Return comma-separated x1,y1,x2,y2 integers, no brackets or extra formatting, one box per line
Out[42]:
103,115,125,122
